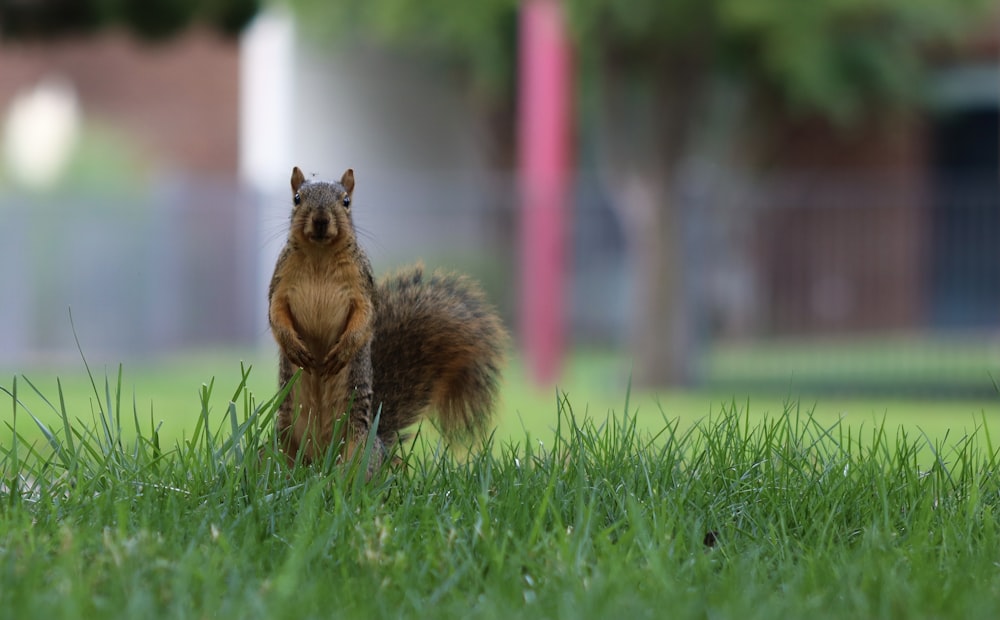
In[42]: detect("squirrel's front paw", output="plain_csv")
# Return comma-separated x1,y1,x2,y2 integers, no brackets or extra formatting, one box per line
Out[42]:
319,352,348,376
285,341,317,370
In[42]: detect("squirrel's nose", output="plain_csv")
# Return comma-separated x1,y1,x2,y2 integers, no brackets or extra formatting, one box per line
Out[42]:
311,217,330,238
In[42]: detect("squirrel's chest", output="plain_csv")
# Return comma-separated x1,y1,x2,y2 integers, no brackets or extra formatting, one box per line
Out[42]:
283,268,357,345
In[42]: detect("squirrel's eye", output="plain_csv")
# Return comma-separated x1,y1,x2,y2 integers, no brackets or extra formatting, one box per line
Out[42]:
342,196,351,208
294,193,301,206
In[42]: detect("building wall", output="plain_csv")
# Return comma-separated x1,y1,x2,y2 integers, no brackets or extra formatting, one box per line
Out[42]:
0,28,240,176
0,30,254,363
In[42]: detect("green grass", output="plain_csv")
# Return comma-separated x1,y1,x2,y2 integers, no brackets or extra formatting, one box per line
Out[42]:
2,354,1000,618
4,346,997,451
703,333,1000,394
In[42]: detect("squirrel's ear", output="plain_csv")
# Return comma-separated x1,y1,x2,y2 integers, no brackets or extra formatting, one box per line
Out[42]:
340,169,355,195
291,167,306,193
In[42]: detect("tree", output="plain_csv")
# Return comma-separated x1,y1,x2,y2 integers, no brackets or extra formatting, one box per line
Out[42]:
286,0,996,386
566,0,995,386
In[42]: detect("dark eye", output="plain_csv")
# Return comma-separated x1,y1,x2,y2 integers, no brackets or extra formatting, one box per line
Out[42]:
294,192,301,206
342,196,351,208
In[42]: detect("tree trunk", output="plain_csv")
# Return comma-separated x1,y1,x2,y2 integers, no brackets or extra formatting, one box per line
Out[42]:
618,174,690,386
589,53,709,387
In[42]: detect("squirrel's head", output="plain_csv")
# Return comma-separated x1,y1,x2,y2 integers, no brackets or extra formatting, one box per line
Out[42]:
288,166,356,247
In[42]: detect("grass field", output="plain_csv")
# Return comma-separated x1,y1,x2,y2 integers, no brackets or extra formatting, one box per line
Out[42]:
2,347,1000,618
4,346,997,449
702,333,1000,396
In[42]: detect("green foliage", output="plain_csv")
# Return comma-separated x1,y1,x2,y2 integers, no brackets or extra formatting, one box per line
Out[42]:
0,0,260,39
286,0,519,96
117,0,200,39
565,0,716,53
712,0,996,121
2,361,1000,618
287,0,995,123
566,0,996,121
201,0,262,35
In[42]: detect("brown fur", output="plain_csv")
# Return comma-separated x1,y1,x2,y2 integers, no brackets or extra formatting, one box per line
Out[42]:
268,166,507,470
269,167,376,464
371,265,507,445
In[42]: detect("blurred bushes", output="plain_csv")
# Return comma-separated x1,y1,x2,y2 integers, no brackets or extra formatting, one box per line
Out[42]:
0,0,260,39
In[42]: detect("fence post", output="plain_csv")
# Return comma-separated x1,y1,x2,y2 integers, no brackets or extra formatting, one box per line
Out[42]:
518,0,572,385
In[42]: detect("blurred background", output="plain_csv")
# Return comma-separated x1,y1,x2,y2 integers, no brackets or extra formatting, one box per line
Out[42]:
1,0,999,416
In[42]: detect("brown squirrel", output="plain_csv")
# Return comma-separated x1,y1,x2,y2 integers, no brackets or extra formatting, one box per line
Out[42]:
267,166,507,469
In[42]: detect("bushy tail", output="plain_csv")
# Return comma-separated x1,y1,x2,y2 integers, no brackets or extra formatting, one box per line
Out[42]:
371,265,508,446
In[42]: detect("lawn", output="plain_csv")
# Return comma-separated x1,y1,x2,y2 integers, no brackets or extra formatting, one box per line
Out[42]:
3,346,997,450
2,347,999,618
701,333,1000,396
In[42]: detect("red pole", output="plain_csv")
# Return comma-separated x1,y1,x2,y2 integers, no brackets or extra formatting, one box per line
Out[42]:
518,0,572,385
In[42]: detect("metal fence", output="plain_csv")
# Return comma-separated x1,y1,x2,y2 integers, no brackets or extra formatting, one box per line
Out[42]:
2,169,998,396
575,170,1000,397
750,176,995,393
0,177,259,364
